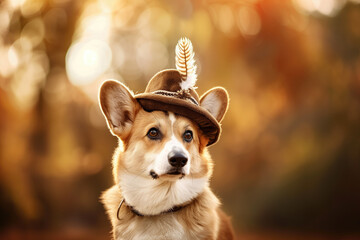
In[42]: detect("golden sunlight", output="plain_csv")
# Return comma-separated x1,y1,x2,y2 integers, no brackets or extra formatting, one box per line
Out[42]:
1,0,360,238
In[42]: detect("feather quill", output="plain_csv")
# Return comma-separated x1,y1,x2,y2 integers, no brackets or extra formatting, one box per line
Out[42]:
175,38,197,90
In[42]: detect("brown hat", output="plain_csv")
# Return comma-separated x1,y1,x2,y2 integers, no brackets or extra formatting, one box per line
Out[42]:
100,38,228,146
134,38,229,146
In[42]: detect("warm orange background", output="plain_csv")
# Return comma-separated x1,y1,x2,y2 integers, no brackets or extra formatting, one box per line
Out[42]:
1,0,360,239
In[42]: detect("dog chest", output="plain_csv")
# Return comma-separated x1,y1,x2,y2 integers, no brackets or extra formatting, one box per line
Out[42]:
115,215,187,240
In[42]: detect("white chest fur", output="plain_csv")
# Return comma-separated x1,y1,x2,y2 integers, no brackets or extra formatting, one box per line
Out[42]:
118,173,208,215
115,215,186,240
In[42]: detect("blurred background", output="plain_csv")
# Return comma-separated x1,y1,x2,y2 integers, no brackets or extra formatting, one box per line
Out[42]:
1,0,360,239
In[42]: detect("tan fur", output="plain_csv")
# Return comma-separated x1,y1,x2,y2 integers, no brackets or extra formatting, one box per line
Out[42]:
112,110,211,181
99,81,234,239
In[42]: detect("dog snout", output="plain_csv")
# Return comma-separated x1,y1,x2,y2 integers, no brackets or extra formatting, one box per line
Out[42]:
168,150,188,168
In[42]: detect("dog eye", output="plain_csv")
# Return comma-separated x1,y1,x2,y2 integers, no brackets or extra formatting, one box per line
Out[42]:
183,130,193,142
147,128,161,140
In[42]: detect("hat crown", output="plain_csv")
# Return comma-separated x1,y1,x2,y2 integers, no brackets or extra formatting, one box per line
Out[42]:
144,69,200,103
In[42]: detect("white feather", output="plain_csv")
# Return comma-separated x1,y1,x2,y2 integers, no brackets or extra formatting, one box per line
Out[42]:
175,38,197,90
180,72,197,90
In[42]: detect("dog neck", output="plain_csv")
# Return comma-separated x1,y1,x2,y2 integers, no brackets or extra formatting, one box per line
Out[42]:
117,198,187,219
118,172,208,216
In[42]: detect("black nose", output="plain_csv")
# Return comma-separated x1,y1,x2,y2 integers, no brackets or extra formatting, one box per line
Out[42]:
168,151,188,168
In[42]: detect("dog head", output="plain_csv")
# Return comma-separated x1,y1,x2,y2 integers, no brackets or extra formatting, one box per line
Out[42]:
99,80,228,214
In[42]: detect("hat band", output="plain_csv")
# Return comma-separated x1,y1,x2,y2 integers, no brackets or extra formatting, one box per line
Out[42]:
153,90,199,106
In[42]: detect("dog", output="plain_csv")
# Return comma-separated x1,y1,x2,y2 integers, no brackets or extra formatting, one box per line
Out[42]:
99,38,234,240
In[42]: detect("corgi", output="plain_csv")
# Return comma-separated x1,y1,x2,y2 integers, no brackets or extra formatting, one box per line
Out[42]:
99,38,234,240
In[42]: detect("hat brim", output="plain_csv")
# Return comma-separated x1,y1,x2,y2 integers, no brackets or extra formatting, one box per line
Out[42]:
135,93,220,146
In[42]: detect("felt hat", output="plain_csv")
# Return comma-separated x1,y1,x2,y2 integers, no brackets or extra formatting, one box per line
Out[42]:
135,38,228,146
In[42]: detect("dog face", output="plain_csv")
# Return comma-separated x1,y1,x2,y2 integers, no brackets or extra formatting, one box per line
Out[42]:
123,110,209,180
99,80,228,214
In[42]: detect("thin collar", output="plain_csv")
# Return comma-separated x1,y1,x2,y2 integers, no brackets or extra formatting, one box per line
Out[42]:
117,198,187,220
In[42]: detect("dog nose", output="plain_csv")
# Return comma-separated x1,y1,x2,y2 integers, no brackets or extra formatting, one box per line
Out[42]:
168,151,188,168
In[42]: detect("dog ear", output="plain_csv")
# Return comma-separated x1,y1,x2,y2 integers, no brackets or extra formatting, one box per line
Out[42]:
200,87,229,122
99,80,137,139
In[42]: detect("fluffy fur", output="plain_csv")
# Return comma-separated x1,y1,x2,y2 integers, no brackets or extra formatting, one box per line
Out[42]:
99,80,234,239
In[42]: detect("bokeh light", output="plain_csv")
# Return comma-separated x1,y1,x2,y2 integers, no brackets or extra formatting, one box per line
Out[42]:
237,6,261,36
294,0,347,16
66,39,112,86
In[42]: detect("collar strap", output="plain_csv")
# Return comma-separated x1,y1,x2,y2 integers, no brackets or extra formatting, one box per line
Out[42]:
117,198,186,220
